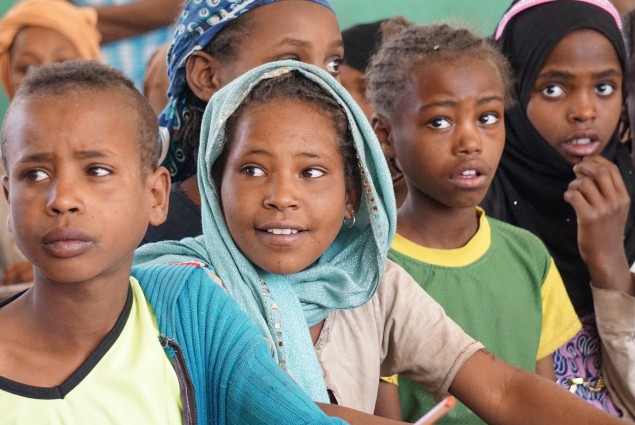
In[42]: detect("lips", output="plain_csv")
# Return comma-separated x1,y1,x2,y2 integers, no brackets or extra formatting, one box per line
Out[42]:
450,162,488,189
256,222,306,246
561,131,601,159
42,227,94,258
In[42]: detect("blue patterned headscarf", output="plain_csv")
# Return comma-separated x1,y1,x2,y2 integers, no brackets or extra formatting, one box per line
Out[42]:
136,60,397,401
160,0,333,182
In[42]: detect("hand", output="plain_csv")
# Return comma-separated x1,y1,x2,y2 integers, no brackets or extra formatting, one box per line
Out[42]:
1,260,34,286
563,156,632,293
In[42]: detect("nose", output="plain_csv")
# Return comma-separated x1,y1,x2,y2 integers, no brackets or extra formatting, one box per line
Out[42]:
569,89,597,123
46,174,84,216
453,122,482,156
263,174,299,211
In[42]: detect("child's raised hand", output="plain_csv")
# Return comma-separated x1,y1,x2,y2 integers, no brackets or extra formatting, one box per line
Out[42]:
563,156,633,293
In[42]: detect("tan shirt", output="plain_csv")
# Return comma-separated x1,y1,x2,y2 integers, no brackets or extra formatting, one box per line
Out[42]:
594,285,635,421
314,260,483,413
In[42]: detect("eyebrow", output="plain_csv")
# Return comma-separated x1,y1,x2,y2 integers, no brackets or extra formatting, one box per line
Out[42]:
419,95,504,111
273,37,344,51
16,149,117,165
535,68,622,81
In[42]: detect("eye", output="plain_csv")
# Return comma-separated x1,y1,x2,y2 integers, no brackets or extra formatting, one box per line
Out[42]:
87,166,111,177
541,84,564,98
595,83,615,96
302,168,325,178
479,113,500,125
427,118,451,129
241,166,265,177
23,169,49,182
325,57,342,76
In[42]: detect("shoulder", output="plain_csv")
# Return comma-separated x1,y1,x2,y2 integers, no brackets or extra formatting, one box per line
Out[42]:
487,215,550,254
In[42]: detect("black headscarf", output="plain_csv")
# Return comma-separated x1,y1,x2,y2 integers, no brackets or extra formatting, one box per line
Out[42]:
482,0,635,316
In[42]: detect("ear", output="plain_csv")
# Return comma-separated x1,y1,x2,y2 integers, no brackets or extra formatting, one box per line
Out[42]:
146,166,171,226
372,113,396,159
3,176,13,233
185,50,223,102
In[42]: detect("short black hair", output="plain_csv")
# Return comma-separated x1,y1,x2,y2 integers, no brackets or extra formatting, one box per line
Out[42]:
2,60,159,173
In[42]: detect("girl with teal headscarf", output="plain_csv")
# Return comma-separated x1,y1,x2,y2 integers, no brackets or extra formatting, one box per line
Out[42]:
135,60,631,425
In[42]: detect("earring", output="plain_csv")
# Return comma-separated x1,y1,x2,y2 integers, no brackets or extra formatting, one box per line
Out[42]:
343,209,356,229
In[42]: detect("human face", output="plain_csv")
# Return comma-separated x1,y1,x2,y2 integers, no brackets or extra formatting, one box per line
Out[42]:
526,29,623,165
2,91,166,285
220,98,353,275
9,26,80,95
340,64,373,121
387,57,506,210
217,1,343,85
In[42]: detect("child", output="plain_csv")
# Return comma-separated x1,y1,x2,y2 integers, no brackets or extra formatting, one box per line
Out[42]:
481,0,635,415
365,19,581,424
142,0,344,244
0,59,356,425
0,0,102,285
0,0,101,98
135,59,631,424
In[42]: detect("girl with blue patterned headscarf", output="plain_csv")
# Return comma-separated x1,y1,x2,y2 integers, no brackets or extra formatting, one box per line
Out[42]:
143,0,342,244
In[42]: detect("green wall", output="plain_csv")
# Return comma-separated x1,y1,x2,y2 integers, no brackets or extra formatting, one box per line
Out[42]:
330,0,511,36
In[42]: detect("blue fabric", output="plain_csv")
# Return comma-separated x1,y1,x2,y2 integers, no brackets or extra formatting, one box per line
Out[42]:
133,263,347,425
71,0,173,88
159,0,333,182
135,60,396,401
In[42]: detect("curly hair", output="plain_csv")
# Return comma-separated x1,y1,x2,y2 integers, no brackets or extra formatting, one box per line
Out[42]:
366,18,514,121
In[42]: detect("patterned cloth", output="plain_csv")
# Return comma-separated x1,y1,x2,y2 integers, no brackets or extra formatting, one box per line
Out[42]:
554,313,622,416
71,0,173,89
135,60,397,401
159,0,333,182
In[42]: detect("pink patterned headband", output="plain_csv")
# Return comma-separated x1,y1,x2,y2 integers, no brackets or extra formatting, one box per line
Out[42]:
494,0,622,40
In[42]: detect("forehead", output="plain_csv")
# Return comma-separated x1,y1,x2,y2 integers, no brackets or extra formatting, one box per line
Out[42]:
231,97,339,151
412,56,505,100
4,90,141,161
541,29,621,71
10,26,79,58
237,2,340,49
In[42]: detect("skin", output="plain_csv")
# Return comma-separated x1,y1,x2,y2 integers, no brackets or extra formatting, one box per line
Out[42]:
220,98,354,277
526,29,623,166
93,0,183,43
143,43,170,116
0,90,169,386
9,26,80,97
181,0,343,207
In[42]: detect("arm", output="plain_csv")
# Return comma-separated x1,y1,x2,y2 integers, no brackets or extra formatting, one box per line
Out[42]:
593,285,635,421
319,403,405,425
563,155,634,295
91,0,182,43
451,349,629,425
373,379,402,420
535,355,555,381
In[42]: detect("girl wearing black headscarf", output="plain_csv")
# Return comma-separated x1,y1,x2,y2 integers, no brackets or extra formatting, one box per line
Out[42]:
482,0,635,416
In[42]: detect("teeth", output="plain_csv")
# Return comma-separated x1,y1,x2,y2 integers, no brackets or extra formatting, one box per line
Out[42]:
461,170,477,176
267,228,298,235
571,138,591,145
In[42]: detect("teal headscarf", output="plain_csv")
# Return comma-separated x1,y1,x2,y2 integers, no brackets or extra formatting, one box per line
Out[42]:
135,60,396,401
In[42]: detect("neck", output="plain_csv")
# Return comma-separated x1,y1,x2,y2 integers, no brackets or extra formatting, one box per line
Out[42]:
20,270,131,347
179,175,201,206
397,194,480,249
